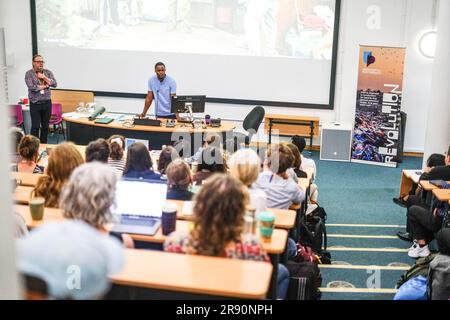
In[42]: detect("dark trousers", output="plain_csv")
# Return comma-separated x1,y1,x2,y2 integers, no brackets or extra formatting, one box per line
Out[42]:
407,205,442,244
30,100,52,143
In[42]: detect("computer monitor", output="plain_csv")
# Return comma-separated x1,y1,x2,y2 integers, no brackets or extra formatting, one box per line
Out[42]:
111,179,167,217
171,95,206,114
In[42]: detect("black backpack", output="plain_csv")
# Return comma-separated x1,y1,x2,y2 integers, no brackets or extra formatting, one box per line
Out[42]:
396,253,438,289
286,260,322,300
299,206,330,263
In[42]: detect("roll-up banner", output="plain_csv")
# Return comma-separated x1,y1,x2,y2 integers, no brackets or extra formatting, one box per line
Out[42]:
351,46,406,168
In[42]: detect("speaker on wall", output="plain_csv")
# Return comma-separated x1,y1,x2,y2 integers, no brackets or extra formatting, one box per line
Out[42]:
320,122,353,162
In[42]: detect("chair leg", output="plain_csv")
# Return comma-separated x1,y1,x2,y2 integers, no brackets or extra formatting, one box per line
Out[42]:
54,124,59,144
21,123,26,134
61,123,66,140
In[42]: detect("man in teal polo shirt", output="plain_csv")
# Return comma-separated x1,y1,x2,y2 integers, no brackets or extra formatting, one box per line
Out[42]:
140,62,177,119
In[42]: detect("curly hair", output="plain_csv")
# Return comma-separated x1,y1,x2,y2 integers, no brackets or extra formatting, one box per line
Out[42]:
33,143,84,208
60,163,117,229
191,174,249,256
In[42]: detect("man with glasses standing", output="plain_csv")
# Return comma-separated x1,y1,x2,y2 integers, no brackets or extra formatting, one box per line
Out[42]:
25,54,57,143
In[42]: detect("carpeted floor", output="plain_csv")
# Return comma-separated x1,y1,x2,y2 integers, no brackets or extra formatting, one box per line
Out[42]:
310,151,423,300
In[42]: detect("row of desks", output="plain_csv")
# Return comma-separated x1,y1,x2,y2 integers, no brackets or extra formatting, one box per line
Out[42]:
399,169,450,204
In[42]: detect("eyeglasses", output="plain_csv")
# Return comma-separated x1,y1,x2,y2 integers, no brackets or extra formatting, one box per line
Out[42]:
33,60,45,64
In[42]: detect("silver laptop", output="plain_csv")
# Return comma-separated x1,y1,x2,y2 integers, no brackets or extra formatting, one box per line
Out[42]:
110,179,167,236
125,138,149,150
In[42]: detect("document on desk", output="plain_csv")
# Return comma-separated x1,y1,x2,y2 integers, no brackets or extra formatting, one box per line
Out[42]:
405,170,422,184
63,112,87,119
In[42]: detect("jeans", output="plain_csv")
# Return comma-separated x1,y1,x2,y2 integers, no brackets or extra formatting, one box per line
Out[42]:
277,263,289,299
30,100,52,143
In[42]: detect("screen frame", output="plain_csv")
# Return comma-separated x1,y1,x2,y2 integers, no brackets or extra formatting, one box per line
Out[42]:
30,0,341,110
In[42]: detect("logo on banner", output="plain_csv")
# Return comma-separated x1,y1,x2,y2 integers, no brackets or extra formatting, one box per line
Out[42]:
363,51,376,67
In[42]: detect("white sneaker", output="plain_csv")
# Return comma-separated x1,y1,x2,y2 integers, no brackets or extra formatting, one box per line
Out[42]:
408,242,430,258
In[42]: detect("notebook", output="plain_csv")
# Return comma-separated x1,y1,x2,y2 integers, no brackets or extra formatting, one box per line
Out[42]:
110,179,167,235
94,117,114,124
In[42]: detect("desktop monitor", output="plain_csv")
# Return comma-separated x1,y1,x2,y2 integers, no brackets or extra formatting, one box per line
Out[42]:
171,95,206,114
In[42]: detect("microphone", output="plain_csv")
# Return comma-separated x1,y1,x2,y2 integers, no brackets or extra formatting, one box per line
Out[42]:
89,106,106,121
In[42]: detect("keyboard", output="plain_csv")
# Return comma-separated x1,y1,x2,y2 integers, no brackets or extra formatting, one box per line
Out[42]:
121,215,158,227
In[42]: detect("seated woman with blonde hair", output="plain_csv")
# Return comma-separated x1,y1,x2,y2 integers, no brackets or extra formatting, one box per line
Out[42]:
17,135,44,174
59,162,134,248
228,148,267,214
33,142,84,208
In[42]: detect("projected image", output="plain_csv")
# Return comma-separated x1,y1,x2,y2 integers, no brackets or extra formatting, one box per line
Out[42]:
36,0,336,59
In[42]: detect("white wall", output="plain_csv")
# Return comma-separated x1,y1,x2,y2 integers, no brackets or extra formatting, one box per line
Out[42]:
1,0,438,152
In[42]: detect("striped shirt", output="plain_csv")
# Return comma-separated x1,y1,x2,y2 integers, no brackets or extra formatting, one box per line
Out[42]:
108,157,126,174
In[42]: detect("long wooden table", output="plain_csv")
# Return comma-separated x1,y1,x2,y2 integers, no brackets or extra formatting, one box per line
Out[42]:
110,249,272,299
432,189,450,202
63,114,235,151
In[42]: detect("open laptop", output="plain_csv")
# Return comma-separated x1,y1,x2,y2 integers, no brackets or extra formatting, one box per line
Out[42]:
125,138,149,150
110,179,167,236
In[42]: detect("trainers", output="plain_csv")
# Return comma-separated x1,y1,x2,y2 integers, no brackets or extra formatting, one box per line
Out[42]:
408,242,430,258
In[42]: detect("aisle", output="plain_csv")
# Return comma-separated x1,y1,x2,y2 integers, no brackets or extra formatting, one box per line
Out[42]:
309,152,423,300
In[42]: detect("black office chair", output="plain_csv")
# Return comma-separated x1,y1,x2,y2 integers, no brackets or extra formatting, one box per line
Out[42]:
232,106,265,151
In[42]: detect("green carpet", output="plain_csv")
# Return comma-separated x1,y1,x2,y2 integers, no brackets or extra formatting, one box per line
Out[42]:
310,152,423,300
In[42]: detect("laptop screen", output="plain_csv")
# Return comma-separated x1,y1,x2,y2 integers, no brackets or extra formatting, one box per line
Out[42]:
125,138,149,150
111,179,167,217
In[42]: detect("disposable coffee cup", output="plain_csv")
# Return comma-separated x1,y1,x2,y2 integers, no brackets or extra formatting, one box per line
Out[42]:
191,161,199,174
257,211,275,242
29,197,45,221
161,202,178,236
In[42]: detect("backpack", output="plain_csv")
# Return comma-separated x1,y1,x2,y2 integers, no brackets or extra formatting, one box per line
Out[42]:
286,260,322,300
298,206,330,262
394,276,428,300
396,253,438,289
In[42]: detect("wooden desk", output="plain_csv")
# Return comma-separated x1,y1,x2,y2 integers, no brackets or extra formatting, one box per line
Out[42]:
173,200,296,230
63,114,235,150
40,143,87,161
14,205,288,255
399,170,422,197
110,249,272,299
12,172,45,187
420,180,450,191
264,114,320,151
432,189,450,202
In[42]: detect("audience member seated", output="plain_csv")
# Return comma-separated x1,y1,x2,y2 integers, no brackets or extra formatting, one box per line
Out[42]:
86,138,110,163
158,146,179,176
122,142,161,181
292,135,317,180
33,143,84,208
17,220,124,300
394,153,447,208
164,174,289,299
166,159,194,201
16,135,44,174
10,127,24,169
193,146,227,185
429,229,450,300
185,132,222,165
14,213,29,238
229,148,267,214
255,143,305,209
60,162,134,248
107,135,126,174
406,204,444,258
397,148,450,242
